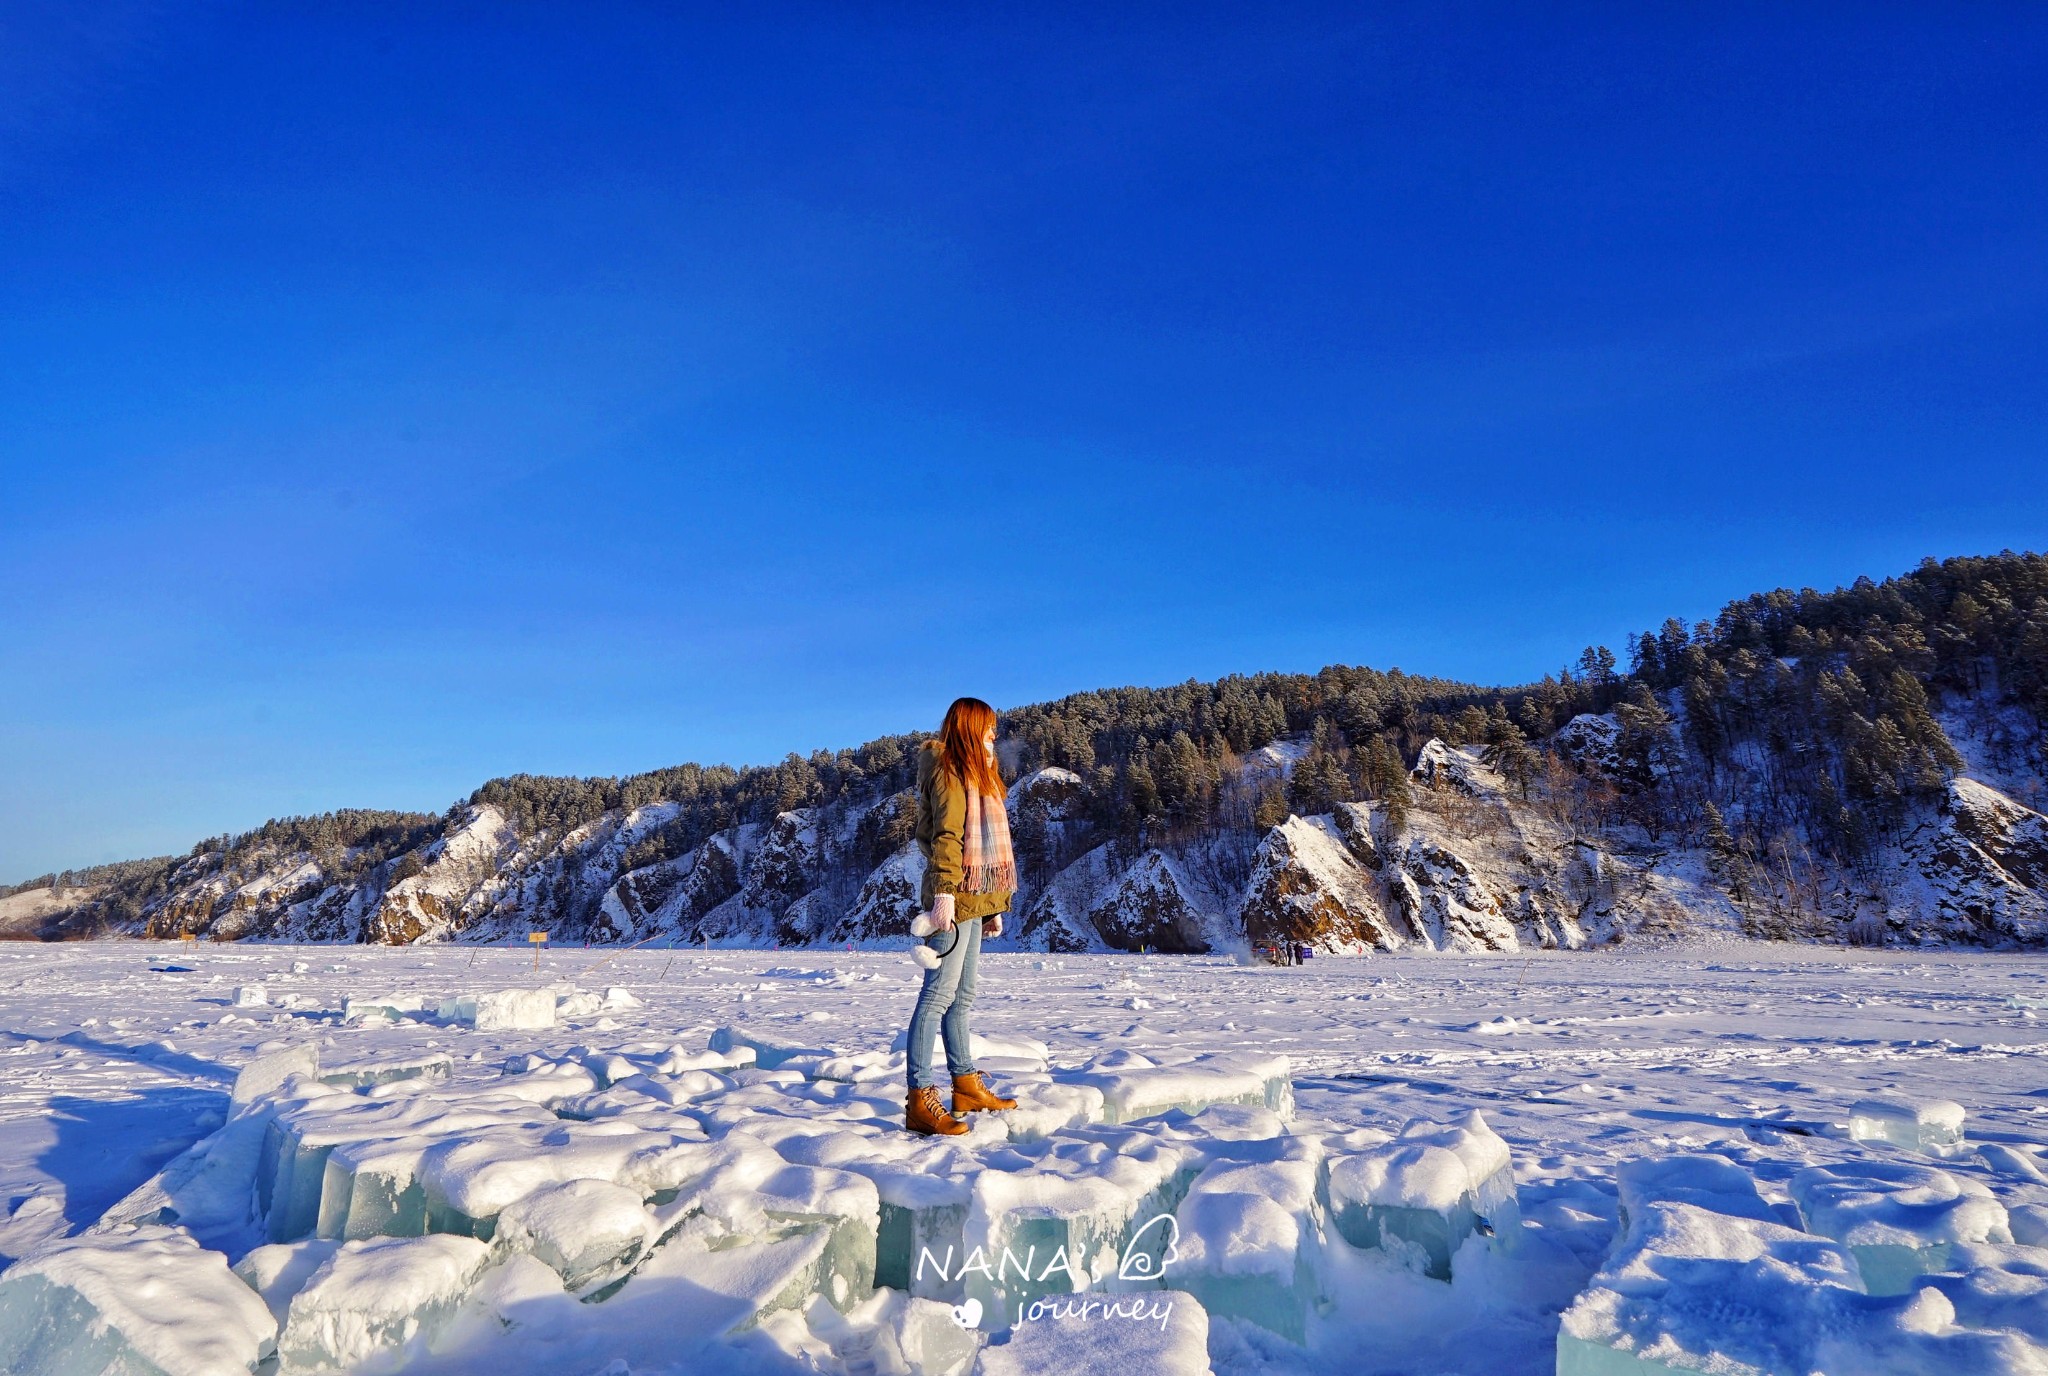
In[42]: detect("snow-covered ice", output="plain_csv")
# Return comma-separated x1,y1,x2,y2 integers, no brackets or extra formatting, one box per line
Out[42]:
1613,1152,1778,1229
6,942,2048,1373
1175,1152,1322,1340
276,1233,493,1370
960,1145,1185,1322
1326,1111,1518,1280
1848,1094,1969,1156
0,1225,276,1376
438,988,556,1032
1789,1159,2012,1294
1555,1200,2040,1374
490,1177,651,1292
1065,1051,1292,1125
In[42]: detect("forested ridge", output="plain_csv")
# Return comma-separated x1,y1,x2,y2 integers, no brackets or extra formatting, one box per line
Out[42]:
8,551,2045,947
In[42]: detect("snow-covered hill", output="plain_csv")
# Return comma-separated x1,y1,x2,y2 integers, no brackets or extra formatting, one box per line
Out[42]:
13,727,2046,955
11,551,2047,953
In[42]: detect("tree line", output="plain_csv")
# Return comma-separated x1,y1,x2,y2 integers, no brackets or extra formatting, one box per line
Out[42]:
14,552,2043,941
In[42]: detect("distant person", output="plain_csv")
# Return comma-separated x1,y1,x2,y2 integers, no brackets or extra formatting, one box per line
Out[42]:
902,696,1019,1135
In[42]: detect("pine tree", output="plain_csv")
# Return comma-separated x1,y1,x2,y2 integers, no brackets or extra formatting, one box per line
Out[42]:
1702,802,1735,873
1614,682,1678,790
1127,750,1160,820
1252,783,1289,831
1682,675,1725,773
1483,714,1540,799
1287,724,1349,816
1359,736,1411,833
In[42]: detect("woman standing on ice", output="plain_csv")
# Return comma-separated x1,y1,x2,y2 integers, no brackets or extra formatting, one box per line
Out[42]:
903,696,1019,1136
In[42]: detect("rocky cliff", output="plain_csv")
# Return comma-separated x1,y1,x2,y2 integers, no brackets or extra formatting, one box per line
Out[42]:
18,722,2047,954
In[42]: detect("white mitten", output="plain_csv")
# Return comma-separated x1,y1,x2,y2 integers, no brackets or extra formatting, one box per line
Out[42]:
911,944,941,971
911,893,957,937
983,914,1003,940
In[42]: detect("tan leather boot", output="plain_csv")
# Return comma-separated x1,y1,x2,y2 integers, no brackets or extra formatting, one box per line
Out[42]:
906,1084,969,1136
952,1071,1017,1114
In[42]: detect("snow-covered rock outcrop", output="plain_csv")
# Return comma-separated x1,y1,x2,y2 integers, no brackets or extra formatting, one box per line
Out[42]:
832,845,927,944
1007,766,1089,876
364,806,519,944
743,809,819,918
1900,778,2048,942
1553,712,1622,775
1239,738,1309,790
1009,766,1086,820
1411,739,1507,797
1383,835,1523,952
1238,813,1401,952
599,823,754,944
1020,846,1224,953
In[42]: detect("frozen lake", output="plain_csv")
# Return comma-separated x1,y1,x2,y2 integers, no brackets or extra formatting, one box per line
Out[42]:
2,942,2046,1373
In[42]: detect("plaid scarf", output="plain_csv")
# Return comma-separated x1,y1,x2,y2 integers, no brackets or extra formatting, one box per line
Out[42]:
961,783,1016,894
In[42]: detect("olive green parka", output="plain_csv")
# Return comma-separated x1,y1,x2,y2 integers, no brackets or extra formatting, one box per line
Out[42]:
914,739,1014,921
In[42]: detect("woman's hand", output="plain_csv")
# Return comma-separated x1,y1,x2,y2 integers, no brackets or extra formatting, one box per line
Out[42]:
931,893,956,930
982,914,1002,939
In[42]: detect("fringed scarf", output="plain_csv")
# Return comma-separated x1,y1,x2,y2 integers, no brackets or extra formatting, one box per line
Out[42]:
961,784,1016,894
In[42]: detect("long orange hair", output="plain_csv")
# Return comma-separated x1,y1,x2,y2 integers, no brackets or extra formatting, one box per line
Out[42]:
935,697,1005,799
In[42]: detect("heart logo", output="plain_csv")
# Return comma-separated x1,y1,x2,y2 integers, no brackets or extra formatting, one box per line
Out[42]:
951,1297,984,1329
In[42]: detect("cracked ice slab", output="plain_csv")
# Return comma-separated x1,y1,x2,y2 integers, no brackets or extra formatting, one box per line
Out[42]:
314,1051,452,1091
417,1121,718,1237
259,1087,557,1242
709,1025,836,1070
1557,1200,2041,1375
341,992,431,1024
234,1238,340,1329
1326,1110,1518,1280
313,1091,628,1243
1848,1096,1968,1157
276,1233,494,1372
1615,1153,1779,1231
648,1138,881,1311
1789,1160,2012,1296
1924,1241,2048,1356
1173,1154,1322,1342
615,1214,853,1335
1061,1052,1292,1125
0,1226,278,1376
492,1178,653,1292
438,988,556,1031
774,1129,981,1300
960,1137,1190,1323
231,1044,320,1107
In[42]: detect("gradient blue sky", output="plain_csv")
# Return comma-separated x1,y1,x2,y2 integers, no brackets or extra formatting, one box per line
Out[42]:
4,4,2045,878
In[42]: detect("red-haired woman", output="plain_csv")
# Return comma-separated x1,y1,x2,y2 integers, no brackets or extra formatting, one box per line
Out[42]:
904,696,1020,1135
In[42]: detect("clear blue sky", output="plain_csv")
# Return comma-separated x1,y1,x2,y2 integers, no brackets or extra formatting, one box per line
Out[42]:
3,5,2045,879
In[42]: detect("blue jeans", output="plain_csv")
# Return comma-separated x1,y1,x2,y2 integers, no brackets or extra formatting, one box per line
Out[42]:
906,915,982,1090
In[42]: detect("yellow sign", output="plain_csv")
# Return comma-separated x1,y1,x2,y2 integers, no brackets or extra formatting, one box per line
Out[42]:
528,932,549,944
